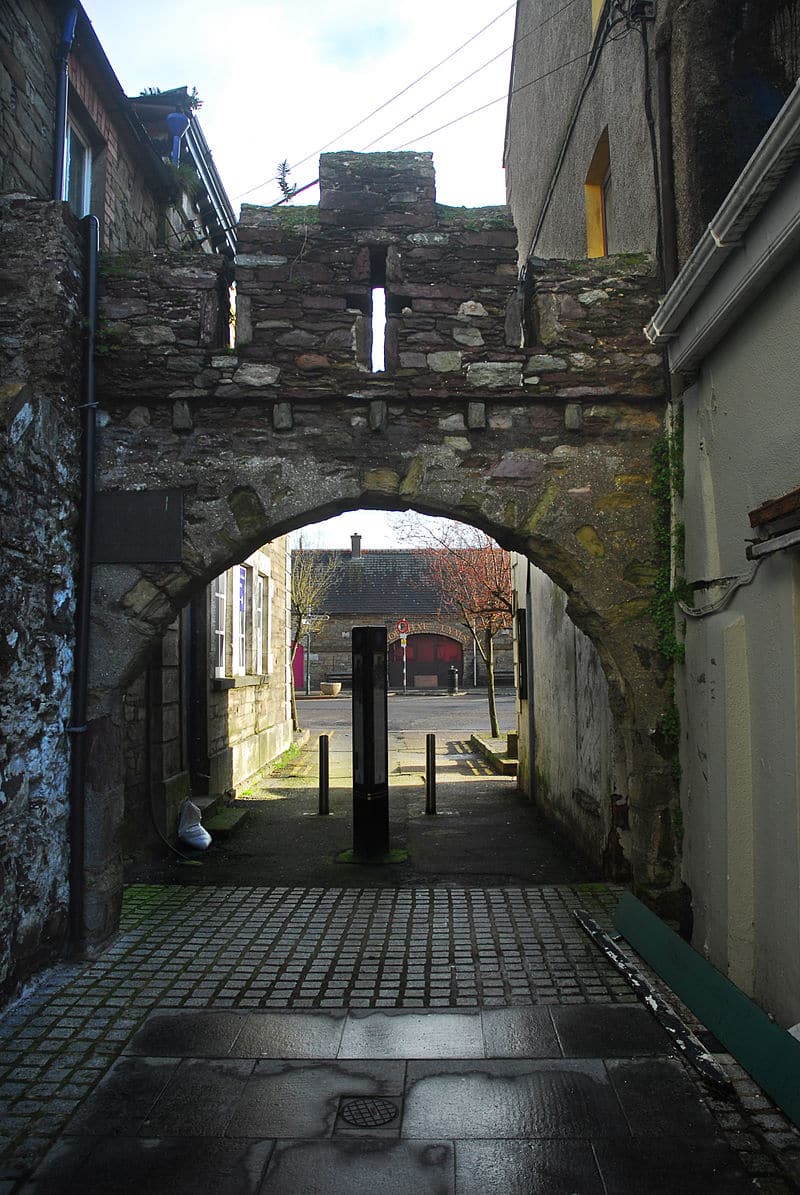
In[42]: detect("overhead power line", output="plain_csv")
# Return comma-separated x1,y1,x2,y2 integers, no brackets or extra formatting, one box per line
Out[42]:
361,43,512,151
392,48,592,151
232,2,516,202
237,0,582,207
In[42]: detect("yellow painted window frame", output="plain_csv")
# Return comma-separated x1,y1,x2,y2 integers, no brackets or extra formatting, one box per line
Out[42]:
585,127,610,258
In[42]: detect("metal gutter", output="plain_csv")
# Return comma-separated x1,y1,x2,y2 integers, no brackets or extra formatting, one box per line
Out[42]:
68,214,99,953
52,7,78,201
184,120,237,254
645,77,800,352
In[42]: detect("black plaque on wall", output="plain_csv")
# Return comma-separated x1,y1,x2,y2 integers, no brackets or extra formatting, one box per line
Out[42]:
92,489,184,563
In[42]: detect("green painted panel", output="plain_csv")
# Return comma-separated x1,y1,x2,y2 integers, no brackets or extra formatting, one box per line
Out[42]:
614,892,800,1128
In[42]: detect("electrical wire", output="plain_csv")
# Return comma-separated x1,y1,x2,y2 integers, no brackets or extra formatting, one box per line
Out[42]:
365,0,581,152
361,43,513,151
232,2,516,202
392,49,592,151
243,0,587,207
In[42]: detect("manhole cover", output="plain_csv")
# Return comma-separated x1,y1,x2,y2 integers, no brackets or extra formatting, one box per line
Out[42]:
340,1096,399,1128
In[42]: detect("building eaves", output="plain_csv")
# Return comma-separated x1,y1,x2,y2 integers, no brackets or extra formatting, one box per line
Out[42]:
71,4,172,195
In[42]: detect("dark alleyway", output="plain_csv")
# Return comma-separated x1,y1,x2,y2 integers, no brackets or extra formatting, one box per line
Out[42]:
3,717,799,1192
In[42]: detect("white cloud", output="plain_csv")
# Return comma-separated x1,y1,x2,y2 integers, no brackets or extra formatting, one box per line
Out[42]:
81,0,515,209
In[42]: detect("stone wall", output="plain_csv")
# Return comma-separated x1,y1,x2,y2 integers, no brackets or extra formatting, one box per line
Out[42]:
0,0,59,199
663,0,800,265
1,0,168,251
83,152,676,940
206,543,292,798
0,198,82,996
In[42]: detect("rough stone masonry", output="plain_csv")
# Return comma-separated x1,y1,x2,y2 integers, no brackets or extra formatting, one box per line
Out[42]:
15,152,673,954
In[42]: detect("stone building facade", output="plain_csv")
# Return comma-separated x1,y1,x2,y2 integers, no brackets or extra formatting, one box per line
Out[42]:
0,2,276,998
295,537,513,693
122,542,291,868
78,150,670,957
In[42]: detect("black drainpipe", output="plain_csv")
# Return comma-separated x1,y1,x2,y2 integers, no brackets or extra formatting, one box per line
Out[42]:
68,213,99,952
53,7,79,202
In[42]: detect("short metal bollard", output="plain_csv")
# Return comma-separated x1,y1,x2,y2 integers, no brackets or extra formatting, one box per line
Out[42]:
448,665,459,695
319,734,330,815
425,733,436,815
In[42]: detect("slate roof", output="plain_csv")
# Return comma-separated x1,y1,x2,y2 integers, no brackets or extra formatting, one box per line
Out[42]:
294,549,444,616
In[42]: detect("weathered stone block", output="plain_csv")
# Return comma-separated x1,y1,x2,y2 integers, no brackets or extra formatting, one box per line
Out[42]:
428,351,462,372
526,354,567,373
565,403,583,431
467,362,521,388
453,326,484,347
234,363,280,386
172,401,193,431
273,402,292,430
458,301,489,317
467,402,486,430
369,400,388,430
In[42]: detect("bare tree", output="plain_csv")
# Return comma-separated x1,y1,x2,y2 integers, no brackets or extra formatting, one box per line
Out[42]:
395,516,512,736
290,548,339,731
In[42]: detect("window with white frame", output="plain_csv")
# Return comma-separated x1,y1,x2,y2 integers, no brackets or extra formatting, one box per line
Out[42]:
255,574,265,675
212,573,227,677
232,565,248,676
266,576,274,674
64,122,92,217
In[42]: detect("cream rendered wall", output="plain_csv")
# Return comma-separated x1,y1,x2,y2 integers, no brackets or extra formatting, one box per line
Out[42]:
680,251,800,1025
513,555,626,871
505,0,658,263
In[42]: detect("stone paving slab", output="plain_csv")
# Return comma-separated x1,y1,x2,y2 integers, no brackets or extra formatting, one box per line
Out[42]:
2,885,800,1191
18,1011,755,1194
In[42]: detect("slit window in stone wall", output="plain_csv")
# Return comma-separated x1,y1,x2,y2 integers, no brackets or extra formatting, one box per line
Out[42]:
369,247,388,372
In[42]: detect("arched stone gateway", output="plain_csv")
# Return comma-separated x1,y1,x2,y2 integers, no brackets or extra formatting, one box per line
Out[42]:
83,152,672,945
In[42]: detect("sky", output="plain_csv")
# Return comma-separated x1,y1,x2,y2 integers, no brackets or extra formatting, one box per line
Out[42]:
81,0,517,547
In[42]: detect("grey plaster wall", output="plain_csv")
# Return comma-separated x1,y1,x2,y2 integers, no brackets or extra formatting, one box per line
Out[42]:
505,1,658,263
679,250,800,1026
525,563,628,875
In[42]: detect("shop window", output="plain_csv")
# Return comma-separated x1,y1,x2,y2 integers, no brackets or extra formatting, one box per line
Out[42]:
585,128,611,258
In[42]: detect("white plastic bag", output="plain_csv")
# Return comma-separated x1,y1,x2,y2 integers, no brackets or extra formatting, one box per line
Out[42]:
178,800,212,850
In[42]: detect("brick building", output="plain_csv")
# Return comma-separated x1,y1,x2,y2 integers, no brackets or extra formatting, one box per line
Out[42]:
295,536,513,693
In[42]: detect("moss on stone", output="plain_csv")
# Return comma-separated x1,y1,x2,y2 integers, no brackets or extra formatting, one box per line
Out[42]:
399,457,425,497
575,525,605,557
523,480,560,532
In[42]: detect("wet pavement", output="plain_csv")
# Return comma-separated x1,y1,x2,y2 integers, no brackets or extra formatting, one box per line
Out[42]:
17,1007,756,1194
3,719,800,1192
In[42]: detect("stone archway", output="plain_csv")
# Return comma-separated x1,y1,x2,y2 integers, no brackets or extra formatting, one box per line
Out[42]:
81,151,673,947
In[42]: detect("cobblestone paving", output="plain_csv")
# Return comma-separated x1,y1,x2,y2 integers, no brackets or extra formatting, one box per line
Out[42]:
1,883,799,1191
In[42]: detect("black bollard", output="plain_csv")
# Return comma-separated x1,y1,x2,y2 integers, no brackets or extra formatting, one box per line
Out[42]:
448,665,459,695
425,733,437,815
319,734,330,815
